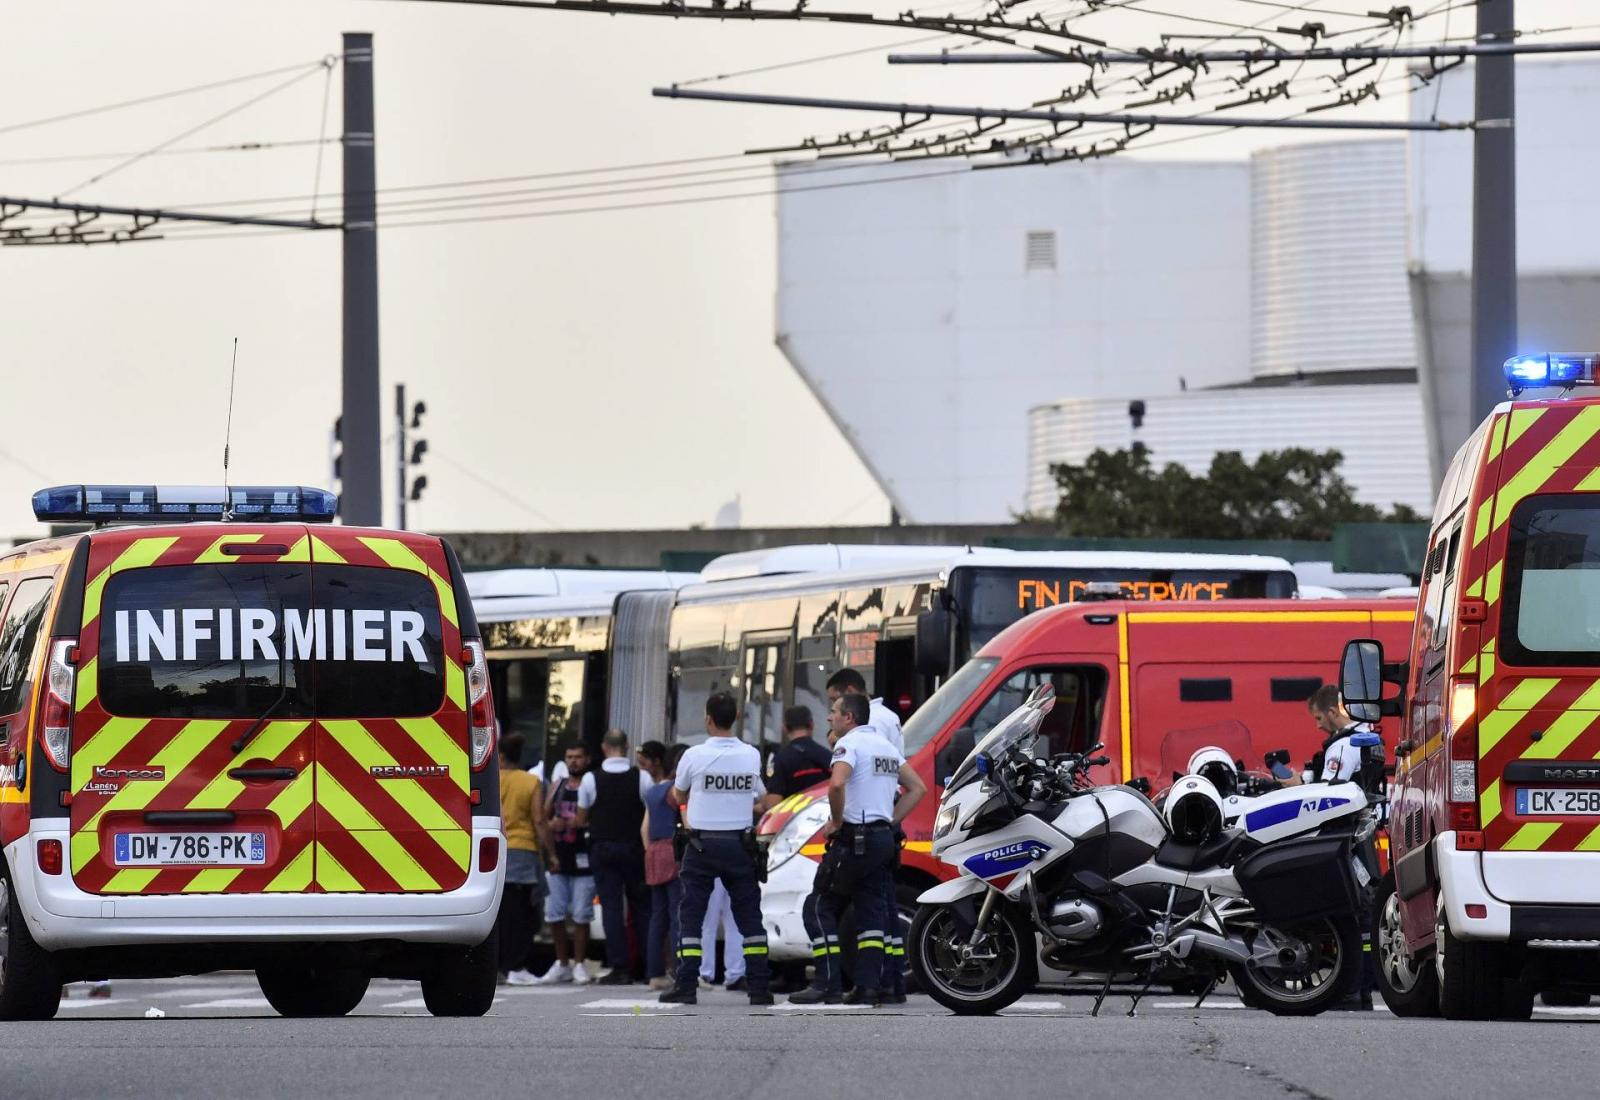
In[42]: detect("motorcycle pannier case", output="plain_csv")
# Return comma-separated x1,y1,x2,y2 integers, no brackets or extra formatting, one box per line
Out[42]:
1232,835,1359,925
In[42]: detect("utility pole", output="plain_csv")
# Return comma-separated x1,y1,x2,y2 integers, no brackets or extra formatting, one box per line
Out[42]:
395,383,408,530
342,31,382,526
1472,0,1517,424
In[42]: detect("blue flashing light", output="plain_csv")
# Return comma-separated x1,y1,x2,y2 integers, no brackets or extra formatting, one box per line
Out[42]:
1503,353,1600,393
32,485,339,525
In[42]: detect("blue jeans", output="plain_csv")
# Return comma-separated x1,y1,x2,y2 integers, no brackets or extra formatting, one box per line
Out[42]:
647,877,682,979
673,835,769,992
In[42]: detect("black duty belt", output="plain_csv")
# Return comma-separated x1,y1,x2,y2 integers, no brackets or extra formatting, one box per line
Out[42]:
688,828,752,839
843,821,893,832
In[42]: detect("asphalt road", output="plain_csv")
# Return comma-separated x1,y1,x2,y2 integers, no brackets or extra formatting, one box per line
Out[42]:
7,975,1600,1099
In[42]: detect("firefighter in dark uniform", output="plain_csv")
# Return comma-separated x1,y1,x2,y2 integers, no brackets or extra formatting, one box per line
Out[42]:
789,694,927,1006
659,692,773,1006
763,705,834,809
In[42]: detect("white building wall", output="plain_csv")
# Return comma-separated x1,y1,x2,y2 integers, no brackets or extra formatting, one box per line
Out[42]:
777,157,1251,524
1026,385,1433,517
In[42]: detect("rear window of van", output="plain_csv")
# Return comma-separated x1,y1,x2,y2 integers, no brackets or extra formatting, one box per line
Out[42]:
1503,495,1600,666
99,563,445,719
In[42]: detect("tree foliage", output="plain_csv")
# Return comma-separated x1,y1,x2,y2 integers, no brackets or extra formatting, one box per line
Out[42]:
1050,445,1423,541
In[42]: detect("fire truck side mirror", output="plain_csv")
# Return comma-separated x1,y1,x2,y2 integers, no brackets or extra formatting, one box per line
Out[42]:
916,605,953,677
1341,639,1406,723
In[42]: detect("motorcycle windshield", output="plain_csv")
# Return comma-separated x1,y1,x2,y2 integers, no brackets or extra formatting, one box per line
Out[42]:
945,697,1048,794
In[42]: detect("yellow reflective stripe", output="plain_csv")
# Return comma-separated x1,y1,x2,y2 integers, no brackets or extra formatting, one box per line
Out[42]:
1520,682,1600,759
743,945,769,955
357,537,458,628
396,717,468,791
268,843,317,892
903,840,933,853
1372,611,1417,622
314,762,383,830
1506,407,1545,451
856,939,884,950
1478,678,1559,757
78,720,227,842
267,771,314,828
71,716,147,790
429,828,471,871
1472,498,1495,549
1492,406,1600,532
800,844,827,856
1576,823,1600,852
104,868,160,892
315,764,441,890
1480,779,1501,829
1504,822,1561,851
184,721,309,809
445,657,466,710
1480,640,1496,687
196,533,260,563
310,536,349,564
278,535,311,563
0,550,69,575
679,948,703,958
324,719,463,830
70,832,98,876
1485,561,1504,606
82,536,179,626
1118,612,1131,778
1127,611,1373,624
1486,413,1509,462
183,867,244,893
1459,655,1479,677
74,657,98,713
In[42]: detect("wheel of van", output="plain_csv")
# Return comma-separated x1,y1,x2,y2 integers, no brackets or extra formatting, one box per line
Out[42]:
909,902,1035,1015
1434,904,1505,1021
0,865,62,1021
421,926,498,1017
1542,990,1592,1008
1374,874,1439,1017
257,961,370,1018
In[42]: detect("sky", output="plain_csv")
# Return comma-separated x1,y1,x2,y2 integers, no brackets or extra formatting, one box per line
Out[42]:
0,0,1592,541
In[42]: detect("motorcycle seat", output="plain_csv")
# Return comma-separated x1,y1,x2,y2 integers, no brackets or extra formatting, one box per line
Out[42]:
1154,828,1250,872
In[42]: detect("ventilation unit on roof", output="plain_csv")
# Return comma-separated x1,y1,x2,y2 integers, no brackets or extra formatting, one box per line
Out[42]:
1025,230,1057,272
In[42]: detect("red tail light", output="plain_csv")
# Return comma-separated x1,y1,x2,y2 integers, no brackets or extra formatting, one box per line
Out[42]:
462,640,495,771
1446,679,1478,817
36,640,77,772
36,839,62,875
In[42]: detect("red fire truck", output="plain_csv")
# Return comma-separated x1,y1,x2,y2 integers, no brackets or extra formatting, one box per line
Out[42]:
759,597,1415,966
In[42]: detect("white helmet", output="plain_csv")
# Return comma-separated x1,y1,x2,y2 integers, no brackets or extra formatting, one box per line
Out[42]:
1186,747,1239,798
1165,775,1226,844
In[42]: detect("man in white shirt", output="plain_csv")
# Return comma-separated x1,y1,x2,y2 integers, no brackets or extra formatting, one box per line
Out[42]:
658,693,772,1007
826,667,903,753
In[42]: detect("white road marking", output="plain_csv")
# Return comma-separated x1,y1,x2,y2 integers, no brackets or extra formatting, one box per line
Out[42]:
148,987,258,999
1150,1001,1248,1010
580,999,686,1010
498,986,584,996
768,1002,865,1012
1002,1000,1068,1012
1534,1006,1600,1016
57,998,133,1009
580,1012,684,1018
381,998,430,1009
181,997,273,1009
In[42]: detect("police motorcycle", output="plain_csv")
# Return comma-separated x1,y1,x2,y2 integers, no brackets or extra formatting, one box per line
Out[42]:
909,686,1367,1017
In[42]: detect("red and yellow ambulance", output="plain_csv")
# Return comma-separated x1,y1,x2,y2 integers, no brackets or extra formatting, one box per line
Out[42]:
0,485,503,1020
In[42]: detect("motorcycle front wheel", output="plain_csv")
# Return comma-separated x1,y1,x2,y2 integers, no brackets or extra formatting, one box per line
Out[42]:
1227,916,1359,1017
909,901,1036,1016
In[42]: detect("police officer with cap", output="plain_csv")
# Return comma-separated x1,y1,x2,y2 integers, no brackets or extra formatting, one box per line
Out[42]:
659,692,773,1006
790,693,926,1006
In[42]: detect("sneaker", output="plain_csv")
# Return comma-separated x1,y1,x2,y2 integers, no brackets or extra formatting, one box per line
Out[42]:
843,986,882,1006
648,977,675,991
787,986,842,1005
748,990,775,1007
597,970,633,986
572,962,593,985
658,985,698,1005
725,977,748,993
506,969,539,987
698,976,719,989
87,982,113,999
536,963,574,984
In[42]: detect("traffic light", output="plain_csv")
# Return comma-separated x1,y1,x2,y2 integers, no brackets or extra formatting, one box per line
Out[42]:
330,416,343,518
407,400,426,506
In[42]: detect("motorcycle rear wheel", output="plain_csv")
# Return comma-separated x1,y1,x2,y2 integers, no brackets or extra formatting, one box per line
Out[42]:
909,901,1035,1016
1227,916,1359,1017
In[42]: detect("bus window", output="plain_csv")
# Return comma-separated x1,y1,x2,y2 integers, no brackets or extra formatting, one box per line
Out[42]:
673,666,737,747
490,658,548,768
794,655,838,735
740,636,790,754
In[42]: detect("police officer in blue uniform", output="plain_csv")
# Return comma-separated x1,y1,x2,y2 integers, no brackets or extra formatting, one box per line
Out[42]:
658,692,773,1006
790,693,927,1006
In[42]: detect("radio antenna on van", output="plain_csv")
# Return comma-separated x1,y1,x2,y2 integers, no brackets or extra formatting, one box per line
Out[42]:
222,337,239,521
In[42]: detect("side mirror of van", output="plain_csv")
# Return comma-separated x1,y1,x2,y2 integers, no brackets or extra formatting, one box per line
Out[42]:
1341,639,1406,722
915,604,953,677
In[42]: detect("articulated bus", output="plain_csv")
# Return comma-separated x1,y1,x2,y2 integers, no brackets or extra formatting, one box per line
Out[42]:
595,545,1299,761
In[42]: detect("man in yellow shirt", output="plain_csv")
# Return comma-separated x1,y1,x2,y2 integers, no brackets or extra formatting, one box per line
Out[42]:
498,733,548,985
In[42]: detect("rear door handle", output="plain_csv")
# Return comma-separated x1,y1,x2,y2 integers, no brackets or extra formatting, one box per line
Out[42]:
228,766,298,782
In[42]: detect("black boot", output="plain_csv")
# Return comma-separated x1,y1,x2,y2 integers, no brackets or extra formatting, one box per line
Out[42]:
658,985,698,1005
787,985,842,1005
843,986,883,1006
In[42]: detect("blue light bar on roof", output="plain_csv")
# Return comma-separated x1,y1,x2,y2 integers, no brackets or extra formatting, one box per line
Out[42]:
32,485,339,525
1503,353,1600,393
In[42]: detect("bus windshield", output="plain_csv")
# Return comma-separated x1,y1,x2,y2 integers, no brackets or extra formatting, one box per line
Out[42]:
957,566,1296,650
901,658,997,757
